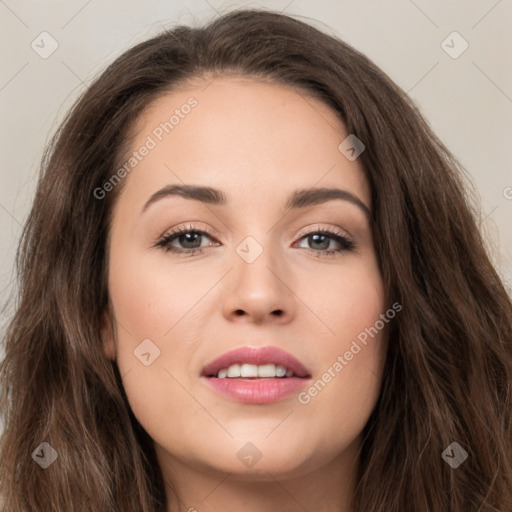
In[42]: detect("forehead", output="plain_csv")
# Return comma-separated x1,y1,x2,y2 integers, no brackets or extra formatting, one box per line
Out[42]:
115,75,370,211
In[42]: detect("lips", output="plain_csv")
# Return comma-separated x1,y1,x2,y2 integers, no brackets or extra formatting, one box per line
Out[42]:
201,346,312,404
201,347,311,405
201,346,311,379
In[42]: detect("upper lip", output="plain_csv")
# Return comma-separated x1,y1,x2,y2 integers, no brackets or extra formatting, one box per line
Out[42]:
202,346,311,378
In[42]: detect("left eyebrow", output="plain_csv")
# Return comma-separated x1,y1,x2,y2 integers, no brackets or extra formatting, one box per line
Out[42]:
285,187,371,220
141,184,371,220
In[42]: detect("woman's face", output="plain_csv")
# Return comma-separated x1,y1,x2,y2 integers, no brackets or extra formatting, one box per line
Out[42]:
103,76,388,482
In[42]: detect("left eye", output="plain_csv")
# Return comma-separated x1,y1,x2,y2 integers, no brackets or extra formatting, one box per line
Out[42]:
295,231,354,253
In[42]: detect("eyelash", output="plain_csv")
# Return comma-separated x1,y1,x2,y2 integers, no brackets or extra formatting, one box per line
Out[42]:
154,223,356,257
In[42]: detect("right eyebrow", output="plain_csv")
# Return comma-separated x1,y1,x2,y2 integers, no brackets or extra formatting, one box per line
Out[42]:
141,184,226,214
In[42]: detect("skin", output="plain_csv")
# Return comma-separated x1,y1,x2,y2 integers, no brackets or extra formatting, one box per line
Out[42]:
102,75,389,512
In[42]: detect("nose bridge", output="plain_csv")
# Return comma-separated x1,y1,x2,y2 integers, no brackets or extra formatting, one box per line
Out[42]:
233,231,281,291
222,229,295,323
230,203,281,271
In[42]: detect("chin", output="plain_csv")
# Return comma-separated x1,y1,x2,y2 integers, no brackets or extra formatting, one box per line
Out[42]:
214,455,315,482
193,439,321,480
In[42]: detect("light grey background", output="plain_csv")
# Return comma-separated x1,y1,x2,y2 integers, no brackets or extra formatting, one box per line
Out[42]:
0,1,511,436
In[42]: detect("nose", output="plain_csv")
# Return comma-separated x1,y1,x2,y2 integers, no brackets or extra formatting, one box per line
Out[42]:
221,239,296,325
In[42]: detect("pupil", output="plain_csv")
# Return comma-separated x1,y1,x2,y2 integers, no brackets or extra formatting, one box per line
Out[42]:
310,234,329,250
180,232,201,249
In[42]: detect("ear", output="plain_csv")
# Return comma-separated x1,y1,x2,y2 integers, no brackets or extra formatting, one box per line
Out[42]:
100,309,116,361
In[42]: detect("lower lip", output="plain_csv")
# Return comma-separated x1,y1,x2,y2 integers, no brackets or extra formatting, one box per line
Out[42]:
202,376,309,404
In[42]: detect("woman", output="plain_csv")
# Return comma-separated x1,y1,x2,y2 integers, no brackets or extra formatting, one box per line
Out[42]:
1,8,511,512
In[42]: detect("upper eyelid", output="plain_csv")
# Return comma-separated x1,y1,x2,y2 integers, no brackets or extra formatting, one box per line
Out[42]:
158,224,353,246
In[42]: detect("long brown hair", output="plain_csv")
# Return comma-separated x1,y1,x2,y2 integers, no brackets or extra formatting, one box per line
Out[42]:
1,8,511,511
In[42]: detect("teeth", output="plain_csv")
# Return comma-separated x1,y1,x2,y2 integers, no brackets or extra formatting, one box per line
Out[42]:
258,364,276,377
227,364,241,378
216,363,295,379
241,364,258,377
275,365,287,377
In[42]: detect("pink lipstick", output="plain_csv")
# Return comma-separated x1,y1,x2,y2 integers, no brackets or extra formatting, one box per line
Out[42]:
201,346,311,404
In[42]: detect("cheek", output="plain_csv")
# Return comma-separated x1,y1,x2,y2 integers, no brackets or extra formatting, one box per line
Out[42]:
296,258,387,428
107,252,197,446
108,247,199,341
301,254,386,343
